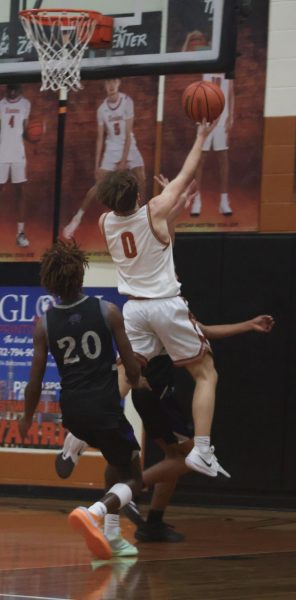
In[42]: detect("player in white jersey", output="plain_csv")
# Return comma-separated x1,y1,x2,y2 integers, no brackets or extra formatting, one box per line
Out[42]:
0,84,31,247
97,120,231,479
190,73,235,217
63,79,145,239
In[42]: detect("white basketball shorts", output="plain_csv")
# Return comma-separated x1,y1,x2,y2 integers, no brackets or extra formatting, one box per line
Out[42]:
201,122,229,152
0,161,27,184
123,296,211,366
100,146,144,171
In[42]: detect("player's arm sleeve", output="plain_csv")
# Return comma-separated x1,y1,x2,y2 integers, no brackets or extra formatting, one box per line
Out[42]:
24,99,31,119
124,96,134,120
97,104,104,126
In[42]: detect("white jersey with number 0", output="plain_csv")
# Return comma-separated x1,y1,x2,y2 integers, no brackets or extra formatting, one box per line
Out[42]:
0,96,31,162
102,205,181,298
97,92,138,153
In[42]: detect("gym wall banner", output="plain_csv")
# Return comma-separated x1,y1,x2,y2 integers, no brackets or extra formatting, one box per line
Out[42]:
0,286,125,450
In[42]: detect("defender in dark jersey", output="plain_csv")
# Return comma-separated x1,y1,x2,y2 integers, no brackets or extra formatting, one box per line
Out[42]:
19,240,142,560
56,313,274,542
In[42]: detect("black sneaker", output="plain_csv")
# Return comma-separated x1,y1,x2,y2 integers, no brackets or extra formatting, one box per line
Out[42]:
135,521,185,543
55,453,76,479
122,501,145,528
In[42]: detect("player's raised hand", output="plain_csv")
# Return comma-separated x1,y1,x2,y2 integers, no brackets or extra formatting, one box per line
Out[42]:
154,173,169,189
182,179,198,210
198,117,219,139
250,315,275,333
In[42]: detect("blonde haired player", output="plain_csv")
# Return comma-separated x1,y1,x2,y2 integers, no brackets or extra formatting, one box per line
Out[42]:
190,73,234,217
63,78,145,239
0,84,31,247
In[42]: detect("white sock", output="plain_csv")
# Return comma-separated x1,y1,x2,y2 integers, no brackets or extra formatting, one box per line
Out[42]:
220,192,229,202
75,208,85,220
194,436,210,453
17,222,24,234
104,513,120,540
88,501,107,517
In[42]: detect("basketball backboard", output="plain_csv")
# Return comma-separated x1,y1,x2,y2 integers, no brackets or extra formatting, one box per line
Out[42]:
0,0,237,82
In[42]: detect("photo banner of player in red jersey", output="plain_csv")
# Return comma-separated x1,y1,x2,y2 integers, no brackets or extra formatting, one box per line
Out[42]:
0,82,56,262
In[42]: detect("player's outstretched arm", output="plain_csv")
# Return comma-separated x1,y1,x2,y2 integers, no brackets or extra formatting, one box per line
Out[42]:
199,315,275,340
19,319,48,439
150,119,215,220
107,302,140,387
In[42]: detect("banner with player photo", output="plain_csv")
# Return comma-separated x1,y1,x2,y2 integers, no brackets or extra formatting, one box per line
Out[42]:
59,76,158,261
59,1,267,255
161,1,268,233
0,82,56,263
0,286,125,450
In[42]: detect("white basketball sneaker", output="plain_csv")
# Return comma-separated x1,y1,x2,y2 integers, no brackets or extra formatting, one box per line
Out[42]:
55,432,87,478
190,193,202,216
185,446,231,478
219,195,232,216
16,232,29,247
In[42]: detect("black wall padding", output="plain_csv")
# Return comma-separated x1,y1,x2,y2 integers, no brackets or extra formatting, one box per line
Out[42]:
144,234,296,500
0,262,40,286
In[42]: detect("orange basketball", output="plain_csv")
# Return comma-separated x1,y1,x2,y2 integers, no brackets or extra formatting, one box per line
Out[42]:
25,120,43,143
182,81,225,123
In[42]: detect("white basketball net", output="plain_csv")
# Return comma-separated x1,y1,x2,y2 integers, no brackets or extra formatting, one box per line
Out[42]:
19,11,97,92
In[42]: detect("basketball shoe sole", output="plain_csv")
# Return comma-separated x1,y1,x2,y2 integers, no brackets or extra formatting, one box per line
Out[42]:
68,507,112,559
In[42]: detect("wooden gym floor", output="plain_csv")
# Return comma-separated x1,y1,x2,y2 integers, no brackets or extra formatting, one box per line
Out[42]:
1,497,296,599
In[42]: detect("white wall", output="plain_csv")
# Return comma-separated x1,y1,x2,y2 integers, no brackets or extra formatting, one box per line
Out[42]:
265,0,296,116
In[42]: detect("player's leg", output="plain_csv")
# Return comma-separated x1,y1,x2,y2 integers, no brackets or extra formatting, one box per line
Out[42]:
153,297,230,478
217,149,232,215
63,169,110,239
212,125,232,215
191,150,207,216
11,162,29,246
0,163,9,195
135,439,193,543
63,184,95,239
55,431,88,478
185,354,230,478
68,417,142,558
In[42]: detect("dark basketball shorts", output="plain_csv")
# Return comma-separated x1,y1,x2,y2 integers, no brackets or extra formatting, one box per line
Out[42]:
63,413,140,468
132,387,193,445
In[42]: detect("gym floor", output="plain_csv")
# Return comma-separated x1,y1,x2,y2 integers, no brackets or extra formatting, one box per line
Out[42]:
1,497,296,599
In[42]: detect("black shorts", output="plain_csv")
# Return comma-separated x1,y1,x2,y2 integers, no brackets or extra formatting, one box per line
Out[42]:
64,413,140,468
132,387,193,445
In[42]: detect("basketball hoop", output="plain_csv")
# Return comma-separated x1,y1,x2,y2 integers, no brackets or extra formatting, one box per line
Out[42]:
19,9,113,93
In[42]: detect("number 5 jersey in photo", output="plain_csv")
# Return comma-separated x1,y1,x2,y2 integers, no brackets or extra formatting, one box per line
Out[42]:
97,92,144,170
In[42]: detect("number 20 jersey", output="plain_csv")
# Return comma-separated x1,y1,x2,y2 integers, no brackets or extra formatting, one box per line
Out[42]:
45,296,118,397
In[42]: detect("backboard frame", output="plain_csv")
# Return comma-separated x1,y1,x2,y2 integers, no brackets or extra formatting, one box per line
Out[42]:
0,0,237,84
